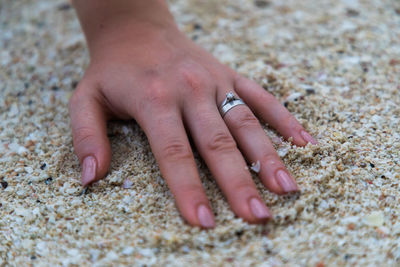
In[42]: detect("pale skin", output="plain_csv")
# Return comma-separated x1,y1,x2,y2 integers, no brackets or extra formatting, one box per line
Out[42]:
69,0,318,229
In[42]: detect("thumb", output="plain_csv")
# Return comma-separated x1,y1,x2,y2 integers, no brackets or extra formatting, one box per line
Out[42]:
68,83,111,186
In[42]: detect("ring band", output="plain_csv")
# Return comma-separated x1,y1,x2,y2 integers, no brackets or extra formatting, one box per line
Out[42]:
219,92,246,117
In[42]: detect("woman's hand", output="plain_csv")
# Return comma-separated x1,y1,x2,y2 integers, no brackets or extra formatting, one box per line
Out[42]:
69,0,317,229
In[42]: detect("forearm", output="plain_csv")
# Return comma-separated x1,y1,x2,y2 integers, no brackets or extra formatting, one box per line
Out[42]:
72,0,177,54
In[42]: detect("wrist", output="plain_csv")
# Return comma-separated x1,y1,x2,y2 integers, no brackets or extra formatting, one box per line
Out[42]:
87,17,180,58
73,0,178,56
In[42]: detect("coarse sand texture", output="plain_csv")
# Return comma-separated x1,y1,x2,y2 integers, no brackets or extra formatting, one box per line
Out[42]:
1,0,400,266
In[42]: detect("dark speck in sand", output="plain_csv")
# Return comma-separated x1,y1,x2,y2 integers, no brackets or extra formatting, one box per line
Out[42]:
1,181,8,189
45,177,53,185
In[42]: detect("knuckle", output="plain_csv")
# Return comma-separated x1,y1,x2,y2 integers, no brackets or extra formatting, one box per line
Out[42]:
230,111,259,130
178,64,210,96
206,131,237,153
282,115,299,130
144,79,171,108
160,139,192,162
261,154,281,167
232,180,256,194
175,183,205,198
72,126,97,148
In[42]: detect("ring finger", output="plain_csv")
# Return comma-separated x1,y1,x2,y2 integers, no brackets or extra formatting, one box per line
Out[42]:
219,90,299,195
183,96,272,223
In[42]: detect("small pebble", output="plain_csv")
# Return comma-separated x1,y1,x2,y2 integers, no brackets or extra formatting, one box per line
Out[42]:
346,8,360,17
271,136,282,144
71,80,78,89
40,163,46,170
250,161,261,173
389,59,400,66
1,181,8,189
78,187,89,196
305,88,316,95
193,23,202,30
364,211,384,227
122,246,135,255
57,3,71,11
277,147,289,157
254,0,270,8
123,178,134,189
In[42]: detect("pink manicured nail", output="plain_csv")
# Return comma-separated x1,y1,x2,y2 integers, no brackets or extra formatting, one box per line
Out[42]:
249,198,271,219
197,204,215,228
300,130,318,145
276,170,298,193
82,156,97,186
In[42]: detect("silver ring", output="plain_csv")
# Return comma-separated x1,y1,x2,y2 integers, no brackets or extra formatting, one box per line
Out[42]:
219,91,246,117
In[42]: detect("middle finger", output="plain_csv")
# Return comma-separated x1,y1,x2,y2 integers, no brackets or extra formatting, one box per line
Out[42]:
183,99,272,223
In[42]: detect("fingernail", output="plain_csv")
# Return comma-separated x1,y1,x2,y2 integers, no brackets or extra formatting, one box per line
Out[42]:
82,156,97,186
276,170,298,193
300,130,318,145
197,204,215,228
249,198,271,219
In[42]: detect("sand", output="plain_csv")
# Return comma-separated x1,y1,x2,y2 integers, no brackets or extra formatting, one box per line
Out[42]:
1,0,400,266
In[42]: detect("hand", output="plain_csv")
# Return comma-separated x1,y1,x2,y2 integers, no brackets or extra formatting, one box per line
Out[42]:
69,7,317,229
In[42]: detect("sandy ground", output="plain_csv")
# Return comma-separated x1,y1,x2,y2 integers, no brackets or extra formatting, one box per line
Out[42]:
1,0,400,266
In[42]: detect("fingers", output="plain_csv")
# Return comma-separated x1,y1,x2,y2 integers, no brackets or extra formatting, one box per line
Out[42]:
234,75,317,146
222,102,298,195
68,82,112,186
137,109,216,229
182,101,272,224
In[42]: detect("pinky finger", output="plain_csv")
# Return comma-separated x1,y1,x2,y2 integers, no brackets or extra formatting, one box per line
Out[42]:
234,75,317,146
